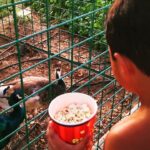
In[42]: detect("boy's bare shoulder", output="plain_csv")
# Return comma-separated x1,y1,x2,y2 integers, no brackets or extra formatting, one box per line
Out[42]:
103,117,134,150
103,115,150,150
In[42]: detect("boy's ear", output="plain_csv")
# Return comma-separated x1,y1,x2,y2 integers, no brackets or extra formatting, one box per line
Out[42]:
113,52,135,75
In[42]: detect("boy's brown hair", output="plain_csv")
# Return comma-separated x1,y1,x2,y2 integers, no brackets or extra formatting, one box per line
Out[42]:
105,0,150,76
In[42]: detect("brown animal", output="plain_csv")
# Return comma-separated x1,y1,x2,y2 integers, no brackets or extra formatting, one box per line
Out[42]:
1,69,66,112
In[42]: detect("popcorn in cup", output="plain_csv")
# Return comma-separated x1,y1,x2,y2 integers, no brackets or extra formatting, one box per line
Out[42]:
48,92,98,147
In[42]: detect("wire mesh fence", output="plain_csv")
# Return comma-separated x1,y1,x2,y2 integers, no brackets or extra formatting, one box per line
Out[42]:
0,0,140,149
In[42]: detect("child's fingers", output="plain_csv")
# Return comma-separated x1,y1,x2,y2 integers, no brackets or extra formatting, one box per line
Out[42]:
47,121,92,150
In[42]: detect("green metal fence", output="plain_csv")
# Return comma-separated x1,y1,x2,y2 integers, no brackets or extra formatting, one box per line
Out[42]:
0,0,140,150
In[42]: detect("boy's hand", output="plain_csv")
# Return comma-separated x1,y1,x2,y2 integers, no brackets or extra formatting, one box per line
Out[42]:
47,121,92,150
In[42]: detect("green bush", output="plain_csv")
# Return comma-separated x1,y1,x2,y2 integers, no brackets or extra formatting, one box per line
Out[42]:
0,0,111,50
0,0,19,18
30,0,111,50
0,0,11,18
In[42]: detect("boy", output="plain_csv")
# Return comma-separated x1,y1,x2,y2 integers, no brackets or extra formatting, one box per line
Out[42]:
104,0,150,150
47,0,150,149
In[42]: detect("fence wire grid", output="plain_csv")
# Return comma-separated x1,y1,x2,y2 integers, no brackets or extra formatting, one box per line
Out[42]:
0,0,139,150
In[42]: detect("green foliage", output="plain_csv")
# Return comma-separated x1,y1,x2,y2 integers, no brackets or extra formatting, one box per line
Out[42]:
30,0,111,51
0,0,111,50
0,0,19,18
0,0,10,4
0,0,11,18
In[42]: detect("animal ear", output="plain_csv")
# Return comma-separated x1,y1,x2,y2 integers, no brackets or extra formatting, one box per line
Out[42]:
16,94,22,100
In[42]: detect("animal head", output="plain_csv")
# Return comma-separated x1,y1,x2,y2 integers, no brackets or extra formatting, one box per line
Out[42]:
3,86,10,95
0,85,10,97
56,68,61,79
53,68,66,97
8,90,23,106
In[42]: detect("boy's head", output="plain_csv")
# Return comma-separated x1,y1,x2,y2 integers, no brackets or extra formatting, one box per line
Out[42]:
105,0,150,76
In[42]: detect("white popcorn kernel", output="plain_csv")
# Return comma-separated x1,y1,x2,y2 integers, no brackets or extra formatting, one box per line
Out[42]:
54,103,92,123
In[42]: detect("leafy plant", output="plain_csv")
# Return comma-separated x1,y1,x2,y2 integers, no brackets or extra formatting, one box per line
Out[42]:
0,0,19,18
0,0,111,51
30,0,111,50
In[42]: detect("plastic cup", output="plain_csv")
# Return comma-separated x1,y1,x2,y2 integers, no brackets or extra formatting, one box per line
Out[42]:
48,92,97,147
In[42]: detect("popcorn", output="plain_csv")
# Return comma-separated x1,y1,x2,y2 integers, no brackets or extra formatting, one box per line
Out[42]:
54,103,92,123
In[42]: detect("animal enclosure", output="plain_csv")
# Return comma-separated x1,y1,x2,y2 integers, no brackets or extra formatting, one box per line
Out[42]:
0,0,140,150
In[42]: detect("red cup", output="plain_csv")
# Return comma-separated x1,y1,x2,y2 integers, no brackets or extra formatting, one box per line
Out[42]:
48,92,98,147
